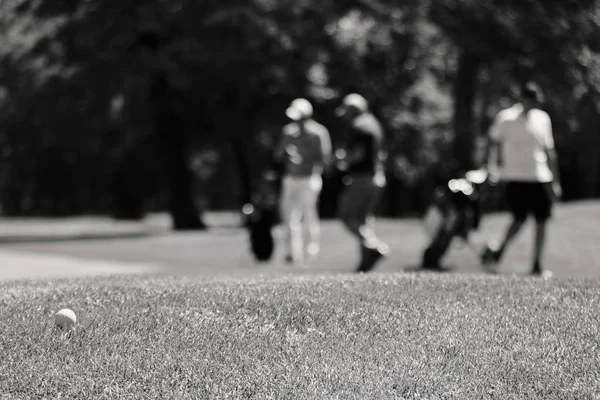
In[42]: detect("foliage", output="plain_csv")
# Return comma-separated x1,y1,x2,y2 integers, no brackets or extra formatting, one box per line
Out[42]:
0,0,599,216
430,0,600,189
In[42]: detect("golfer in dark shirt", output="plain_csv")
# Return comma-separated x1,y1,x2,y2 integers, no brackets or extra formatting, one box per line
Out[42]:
336,93,389,272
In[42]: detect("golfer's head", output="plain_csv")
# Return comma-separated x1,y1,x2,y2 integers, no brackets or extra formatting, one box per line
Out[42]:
520,81,543,110
336,93,368,120
286,98,313,122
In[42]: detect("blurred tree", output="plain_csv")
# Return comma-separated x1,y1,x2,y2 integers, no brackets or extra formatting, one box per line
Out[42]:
429,0,600,174
0,0,599,219
575,91,600,198
127,31,206,230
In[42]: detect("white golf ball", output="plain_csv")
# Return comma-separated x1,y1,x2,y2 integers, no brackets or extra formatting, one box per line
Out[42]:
55,309,77,330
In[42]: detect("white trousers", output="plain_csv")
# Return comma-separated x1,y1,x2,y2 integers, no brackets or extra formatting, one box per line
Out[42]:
280,174,323,264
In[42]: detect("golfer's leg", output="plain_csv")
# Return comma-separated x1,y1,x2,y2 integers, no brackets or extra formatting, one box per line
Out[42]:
288,179,305,264
279,176,294,259
340,175,375,247
532,183,552,271
497,217,526,257
338,179,363,240
534,221,547,266
358,180,385,250
494,182,526,259
304,175,323,258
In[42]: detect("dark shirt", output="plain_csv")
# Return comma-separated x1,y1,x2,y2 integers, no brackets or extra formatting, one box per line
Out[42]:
346,112,384,175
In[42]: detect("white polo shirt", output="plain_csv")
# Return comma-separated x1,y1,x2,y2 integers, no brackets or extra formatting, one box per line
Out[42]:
489,103,555,183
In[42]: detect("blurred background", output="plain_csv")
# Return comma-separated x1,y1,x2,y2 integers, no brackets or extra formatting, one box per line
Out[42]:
0,0,598,229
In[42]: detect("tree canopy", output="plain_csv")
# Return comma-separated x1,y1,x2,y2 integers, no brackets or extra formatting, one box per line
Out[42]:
0,0,598,219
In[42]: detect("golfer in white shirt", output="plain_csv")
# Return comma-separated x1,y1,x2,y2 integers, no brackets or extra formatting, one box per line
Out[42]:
482,82,562,277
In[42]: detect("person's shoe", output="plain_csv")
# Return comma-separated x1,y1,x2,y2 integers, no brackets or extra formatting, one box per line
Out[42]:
531,269,554,279
356,244,389,273
421,246,445,271
306,243,320,262
286,255,307,267
531,262,553,279
285,254,305,266
480,244,501,273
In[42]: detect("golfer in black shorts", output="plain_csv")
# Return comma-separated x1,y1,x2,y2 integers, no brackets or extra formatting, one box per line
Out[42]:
336,94,389,273
482,82,562,277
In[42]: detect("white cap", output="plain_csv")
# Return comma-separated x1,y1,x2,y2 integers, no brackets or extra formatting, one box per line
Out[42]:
342,93,368,112
336,93,368,117
286,98,313,121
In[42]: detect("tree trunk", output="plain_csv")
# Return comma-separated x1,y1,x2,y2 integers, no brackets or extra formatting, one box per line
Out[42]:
576,92,600,199
111,153,145,221
151,74,206,231
452,50,480,173
232,136,253,206
158,127,206,231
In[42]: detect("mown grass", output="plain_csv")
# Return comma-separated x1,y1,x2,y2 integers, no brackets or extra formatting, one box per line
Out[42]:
2,273,600,399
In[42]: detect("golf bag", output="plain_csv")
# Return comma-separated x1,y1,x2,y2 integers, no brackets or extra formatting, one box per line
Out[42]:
242,170,281,262
421,169,489,268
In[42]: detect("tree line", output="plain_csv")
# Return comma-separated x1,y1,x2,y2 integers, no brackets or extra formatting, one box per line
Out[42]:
0,0,598,228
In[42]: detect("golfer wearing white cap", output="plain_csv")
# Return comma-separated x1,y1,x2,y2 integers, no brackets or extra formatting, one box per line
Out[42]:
275,98,332,266
482,82,561,277
336,93,389,272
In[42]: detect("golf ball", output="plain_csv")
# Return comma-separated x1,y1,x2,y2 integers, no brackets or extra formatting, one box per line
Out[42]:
55,308,77,330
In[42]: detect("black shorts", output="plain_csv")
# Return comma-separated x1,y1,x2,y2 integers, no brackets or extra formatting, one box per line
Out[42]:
506,181,552,222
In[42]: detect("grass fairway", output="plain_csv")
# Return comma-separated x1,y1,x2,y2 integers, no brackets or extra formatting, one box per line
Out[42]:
3,201,600,280
2,273,600,399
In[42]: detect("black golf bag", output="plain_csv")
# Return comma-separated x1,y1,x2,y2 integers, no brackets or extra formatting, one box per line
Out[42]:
242,170,281,262
421,170,489,269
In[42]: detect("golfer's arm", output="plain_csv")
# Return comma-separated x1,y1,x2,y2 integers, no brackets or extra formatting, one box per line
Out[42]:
320,131,333,170
546,147,560,184
544,118,560,184
486,140,500,170
376,135,387,172
486,115,502,172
